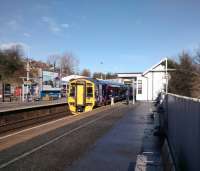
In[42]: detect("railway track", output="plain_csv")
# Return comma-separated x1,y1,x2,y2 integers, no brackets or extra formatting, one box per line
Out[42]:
0,101,125,135
0,102,130,170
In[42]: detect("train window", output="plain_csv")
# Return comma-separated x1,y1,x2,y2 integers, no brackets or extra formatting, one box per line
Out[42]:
87,87,93,97
70,86,76,97
138,80,142,94
67,85,69,94
87,83,92,86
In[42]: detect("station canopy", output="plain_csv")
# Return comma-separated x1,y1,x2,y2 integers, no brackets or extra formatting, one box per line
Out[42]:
61,75,86,83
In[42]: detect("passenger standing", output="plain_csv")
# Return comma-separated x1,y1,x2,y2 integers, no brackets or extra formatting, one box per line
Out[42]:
126,88,129,105
111,89,114,106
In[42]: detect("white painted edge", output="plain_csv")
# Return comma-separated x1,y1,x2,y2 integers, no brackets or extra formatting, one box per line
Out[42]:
167,93,200,102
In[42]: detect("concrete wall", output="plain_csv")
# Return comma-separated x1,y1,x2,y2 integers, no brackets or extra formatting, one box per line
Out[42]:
151,71,165,100
163,94,200,171
0,103,69,133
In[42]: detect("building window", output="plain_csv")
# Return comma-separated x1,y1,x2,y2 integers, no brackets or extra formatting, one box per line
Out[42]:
138,80,142,94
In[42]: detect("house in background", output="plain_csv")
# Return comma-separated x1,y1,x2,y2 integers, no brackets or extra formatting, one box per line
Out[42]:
117,58,168,101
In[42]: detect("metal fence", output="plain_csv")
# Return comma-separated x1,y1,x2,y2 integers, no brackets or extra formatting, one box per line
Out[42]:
162,93,200,171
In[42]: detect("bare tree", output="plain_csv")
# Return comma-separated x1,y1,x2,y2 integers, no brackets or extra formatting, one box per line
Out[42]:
81,68,91,77
191,49,200,98
47,54,60,71
93,72,105,79
193,48,200,65
59,52,79,76
105,72,117,79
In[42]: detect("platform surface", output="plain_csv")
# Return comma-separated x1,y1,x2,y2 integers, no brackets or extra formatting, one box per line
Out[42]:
0,98,67,112
0,102,162,171
67,102,159,171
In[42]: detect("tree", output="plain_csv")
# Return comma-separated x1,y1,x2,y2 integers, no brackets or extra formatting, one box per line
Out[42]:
105,72,117,79
0,44,25,83
193,49,200,65
93,72,105,79
92,72,117,80
81,68,91,77
47,52,79,77
47,54,60,71
168,52,197,97
191,49,200,98
59,52,79,76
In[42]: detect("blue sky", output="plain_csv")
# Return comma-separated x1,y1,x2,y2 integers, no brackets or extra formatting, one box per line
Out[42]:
0,0,200,73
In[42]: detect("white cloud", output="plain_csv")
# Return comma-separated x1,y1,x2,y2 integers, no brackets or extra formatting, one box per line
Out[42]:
35,4,51,10
41,16,61,33
61,23,69,29
7,20,19,30
42,16,51,22
23,33,31,37
8,20,17,26
41,16,70,34
0,42,29,51
80,15,87,21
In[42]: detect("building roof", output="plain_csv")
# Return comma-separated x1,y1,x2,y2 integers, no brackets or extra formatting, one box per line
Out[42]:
116,72,143,74
143,58,167,75
117,72,142,78
61,75,85,82
116,58,168,79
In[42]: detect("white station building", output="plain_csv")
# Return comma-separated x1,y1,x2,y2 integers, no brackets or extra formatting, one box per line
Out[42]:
117,58,168,101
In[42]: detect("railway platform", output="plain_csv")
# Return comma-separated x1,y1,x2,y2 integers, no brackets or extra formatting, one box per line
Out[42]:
0,102,163,171
67,102,163,171
0,98,66,112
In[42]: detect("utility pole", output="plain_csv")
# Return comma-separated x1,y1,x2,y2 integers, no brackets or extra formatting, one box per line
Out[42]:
27,59,30,82
60,65,62,88
26,58,30,102
100,61,103,80
165,58,168,94
22,78,24,102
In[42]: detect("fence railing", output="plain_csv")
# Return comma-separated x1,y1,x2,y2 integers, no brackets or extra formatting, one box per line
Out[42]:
162,93,200,171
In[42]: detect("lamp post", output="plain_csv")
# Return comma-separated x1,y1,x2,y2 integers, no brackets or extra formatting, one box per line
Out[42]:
165,58,168,94
26,58,30,102
100,61,103,79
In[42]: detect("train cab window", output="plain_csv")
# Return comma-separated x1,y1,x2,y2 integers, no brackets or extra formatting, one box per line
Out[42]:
86,87,93,97
70,85,76,97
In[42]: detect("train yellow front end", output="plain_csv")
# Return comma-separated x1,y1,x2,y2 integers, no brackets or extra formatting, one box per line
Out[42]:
68,78,95,113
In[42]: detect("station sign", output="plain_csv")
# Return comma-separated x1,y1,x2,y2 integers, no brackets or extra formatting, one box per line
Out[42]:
43,71,59,82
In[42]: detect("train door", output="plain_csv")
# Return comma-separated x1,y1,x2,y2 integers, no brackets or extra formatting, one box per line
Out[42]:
98,84,103,105
76,85,84,106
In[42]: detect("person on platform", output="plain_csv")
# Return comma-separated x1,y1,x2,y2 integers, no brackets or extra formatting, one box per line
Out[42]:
126,88,129,105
